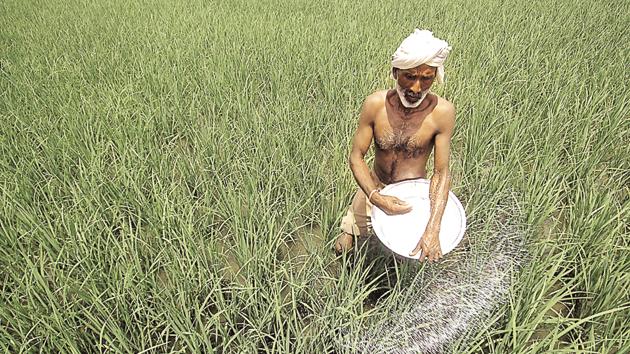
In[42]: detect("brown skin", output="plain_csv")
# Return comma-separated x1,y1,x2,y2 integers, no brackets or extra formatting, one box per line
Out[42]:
347,64,455,262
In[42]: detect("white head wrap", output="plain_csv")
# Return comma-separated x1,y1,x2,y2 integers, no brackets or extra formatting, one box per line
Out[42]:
391,29,451,84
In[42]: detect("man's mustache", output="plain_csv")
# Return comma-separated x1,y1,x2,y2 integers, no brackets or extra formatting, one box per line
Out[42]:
405,91,425,99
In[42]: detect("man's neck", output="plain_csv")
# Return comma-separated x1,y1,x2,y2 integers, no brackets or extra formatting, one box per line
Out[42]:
388,89,434,117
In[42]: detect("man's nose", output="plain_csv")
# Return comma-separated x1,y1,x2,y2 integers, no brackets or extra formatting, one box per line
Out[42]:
410,80,421,93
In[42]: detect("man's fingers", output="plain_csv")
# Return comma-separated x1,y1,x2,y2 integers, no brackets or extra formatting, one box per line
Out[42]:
391,196,407,204
418,244,427,262
418,251,426,262
409,243,422,256
410,244,420,255
379,196,412,215
391,203,412,215
430,250,443,263
390,197,410,208
416,246,442,263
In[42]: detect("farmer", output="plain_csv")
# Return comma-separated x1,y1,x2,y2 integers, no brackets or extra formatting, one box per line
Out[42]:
335,29,454,262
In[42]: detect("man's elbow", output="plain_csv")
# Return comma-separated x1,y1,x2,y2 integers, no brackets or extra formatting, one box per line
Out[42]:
433,168,451,183
348,151,363,171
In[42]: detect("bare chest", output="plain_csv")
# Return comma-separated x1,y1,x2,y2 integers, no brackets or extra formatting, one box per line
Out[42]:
373,114,436,157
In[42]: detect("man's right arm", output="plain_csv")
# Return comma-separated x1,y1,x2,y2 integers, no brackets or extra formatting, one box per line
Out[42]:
348,93,411,215
348,94,380,198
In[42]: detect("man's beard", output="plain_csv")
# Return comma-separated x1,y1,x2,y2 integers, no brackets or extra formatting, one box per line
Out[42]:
396,83,430,108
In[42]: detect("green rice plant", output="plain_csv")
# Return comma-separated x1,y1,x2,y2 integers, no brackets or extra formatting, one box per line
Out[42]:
1,0,628,352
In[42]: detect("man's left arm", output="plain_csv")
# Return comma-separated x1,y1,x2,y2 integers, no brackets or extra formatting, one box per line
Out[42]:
410,102,455,261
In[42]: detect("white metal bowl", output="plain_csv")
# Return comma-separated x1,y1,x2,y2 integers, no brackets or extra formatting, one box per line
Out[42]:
371,179,466,259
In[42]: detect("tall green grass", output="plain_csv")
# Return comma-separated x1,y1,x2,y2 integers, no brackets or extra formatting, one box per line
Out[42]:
1,0,628,352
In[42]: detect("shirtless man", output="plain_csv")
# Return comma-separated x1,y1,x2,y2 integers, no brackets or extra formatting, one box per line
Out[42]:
335,29,453,262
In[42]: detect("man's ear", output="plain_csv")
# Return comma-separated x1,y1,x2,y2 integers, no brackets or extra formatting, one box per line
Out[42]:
392,67,398,79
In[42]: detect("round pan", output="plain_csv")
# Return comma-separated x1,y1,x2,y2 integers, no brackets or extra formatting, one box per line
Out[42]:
371,179,466,260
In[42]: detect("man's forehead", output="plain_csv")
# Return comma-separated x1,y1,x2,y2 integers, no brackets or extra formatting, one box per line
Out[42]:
400,65,437,76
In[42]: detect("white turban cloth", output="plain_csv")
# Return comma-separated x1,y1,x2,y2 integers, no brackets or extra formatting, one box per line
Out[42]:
391,29,452,84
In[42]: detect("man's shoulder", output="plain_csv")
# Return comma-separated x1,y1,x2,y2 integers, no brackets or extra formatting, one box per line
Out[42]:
430,94,456,132
357,90,388,123
363,90,389,110
432,94,455,117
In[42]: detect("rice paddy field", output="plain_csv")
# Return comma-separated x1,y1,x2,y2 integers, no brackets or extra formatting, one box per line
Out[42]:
1,0,629,352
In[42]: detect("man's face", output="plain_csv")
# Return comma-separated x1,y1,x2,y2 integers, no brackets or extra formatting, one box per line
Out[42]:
393,64,437,105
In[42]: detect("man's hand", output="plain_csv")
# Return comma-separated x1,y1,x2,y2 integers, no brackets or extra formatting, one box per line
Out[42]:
410,227,442,262
372,194,413,215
